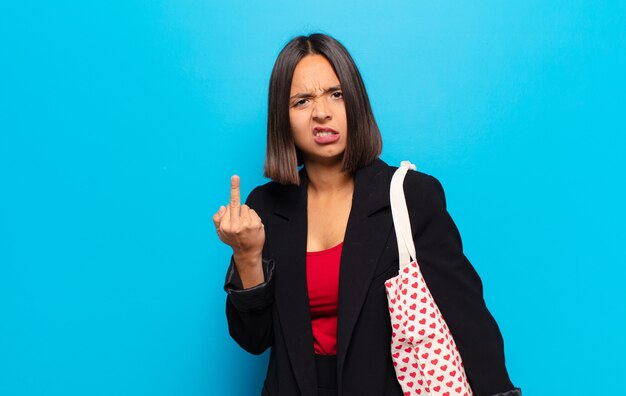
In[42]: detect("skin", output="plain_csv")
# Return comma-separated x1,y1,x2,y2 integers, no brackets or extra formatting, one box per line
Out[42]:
213,54,354,288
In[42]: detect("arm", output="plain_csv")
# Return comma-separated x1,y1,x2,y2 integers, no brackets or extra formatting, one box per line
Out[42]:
221,185,275,355
406,173,519,396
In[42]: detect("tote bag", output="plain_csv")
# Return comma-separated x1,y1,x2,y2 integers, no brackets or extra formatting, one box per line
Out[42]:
385,161,473,396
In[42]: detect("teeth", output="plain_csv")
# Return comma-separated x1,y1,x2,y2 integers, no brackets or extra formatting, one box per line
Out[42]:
315,131,334,136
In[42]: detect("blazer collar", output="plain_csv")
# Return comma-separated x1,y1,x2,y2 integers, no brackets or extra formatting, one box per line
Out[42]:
273,158,391,220
270,158,393,395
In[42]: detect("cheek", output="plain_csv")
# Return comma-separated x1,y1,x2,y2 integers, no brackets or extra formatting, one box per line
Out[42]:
289,112,309,135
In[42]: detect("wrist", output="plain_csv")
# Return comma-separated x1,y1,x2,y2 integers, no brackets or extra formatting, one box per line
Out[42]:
233,250,262,268
233,251,264,289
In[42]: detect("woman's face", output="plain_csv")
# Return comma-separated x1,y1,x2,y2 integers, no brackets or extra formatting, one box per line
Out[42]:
289,54,347,165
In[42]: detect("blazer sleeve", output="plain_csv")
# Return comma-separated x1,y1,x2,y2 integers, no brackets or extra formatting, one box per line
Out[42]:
223,186,274,355
405,173,520,396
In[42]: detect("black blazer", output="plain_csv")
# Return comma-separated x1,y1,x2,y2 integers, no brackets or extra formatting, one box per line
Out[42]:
224,158,519,396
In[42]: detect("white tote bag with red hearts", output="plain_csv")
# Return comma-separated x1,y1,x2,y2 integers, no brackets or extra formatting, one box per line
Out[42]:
385,161,473,396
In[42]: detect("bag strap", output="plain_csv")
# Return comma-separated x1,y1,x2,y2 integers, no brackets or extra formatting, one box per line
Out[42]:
390,161,417,270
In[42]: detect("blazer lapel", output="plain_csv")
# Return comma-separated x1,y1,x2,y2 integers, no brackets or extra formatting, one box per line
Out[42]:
270,170,317,396
336,159,394,388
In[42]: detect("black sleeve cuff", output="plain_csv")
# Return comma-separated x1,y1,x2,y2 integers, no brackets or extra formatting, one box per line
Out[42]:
488,388,522,396
223,256,275,312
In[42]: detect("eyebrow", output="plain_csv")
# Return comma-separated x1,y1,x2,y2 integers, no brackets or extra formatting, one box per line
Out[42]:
289,85,342,100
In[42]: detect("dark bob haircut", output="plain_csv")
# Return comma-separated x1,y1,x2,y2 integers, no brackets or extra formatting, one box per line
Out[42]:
264,33,382,185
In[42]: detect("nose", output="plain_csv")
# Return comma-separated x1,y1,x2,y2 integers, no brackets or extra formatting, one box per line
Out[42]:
311,97,331,121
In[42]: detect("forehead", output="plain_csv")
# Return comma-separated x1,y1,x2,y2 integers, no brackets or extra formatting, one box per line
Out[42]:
290,55,340,93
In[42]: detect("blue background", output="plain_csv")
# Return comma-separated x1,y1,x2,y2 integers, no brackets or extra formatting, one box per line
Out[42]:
1,1,625,395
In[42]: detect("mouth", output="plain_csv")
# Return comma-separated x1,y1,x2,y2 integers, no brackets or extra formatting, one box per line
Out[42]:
312,126,341,144
312,126,339,137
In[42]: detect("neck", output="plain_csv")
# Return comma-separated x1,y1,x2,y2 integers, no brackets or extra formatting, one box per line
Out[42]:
304,158,354,195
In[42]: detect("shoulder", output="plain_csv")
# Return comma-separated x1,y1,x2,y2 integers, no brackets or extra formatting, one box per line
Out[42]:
244,177,300,217
377,159,448,218
379,159,446,204
245,180,281,208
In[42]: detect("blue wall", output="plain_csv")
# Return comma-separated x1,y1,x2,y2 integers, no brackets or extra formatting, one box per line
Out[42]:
1,1,625,394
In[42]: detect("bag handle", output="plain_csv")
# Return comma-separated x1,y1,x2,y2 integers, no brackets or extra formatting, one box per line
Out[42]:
390,161,417,270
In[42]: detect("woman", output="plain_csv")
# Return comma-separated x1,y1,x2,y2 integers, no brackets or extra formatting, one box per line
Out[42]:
213,33,520,396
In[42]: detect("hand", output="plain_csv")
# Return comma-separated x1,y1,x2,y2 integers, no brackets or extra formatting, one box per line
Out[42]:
213,175,265,275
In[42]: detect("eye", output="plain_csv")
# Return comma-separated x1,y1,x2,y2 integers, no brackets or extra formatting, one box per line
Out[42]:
292,98,309,108
331,91,343,99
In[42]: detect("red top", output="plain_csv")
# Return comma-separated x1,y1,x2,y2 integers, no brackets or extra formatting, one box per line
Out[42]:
306,241,343,355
